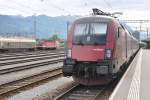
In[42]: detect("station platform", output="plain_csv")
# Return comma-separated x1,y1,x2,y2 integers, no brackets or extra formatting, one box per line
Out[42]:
109,49,150,100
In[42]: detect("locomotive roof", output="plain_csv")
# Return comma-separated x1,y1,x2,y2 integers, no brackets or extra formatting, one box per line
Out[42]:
74,15,117,24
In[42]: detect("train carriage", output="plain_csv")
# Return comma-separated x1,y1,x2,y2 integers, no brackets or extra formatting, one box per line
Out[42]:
0,37,36,51
63,9,139,85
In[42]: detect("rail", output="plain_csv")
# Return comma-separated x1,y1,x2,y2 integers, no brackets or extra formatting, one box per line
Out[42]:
0,58,64,75
54,84,109,100
0,67,62,99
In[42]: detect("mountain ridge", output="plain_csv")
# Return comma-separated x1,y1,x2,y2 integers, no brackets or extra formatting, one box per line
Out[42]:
0,15,78,39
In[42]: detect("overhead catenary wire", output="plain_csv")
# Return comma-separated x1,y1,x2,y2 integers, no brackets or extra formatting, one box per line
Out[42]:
10,0,71,15
40,1,71,15
103,0,113,10
0,15,57,38
0,2,67,38
0,0,72,23
6,0,71,29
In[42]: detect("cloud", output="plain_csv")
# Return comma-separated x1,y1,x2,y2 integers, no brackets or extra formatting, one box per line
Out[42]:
0,0,149,19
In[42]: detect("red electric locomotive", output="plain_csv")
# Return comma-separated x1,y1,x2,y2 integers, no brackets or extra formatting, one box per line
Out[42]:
63,8,139,85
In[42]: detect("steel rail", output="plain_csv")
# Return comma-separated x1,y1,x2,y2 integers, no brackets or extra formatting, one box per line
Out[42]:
0,52,64,61
0,67,62,99
54,84,108,100
0,58,64,75
0,54,65,66
0,50,64,58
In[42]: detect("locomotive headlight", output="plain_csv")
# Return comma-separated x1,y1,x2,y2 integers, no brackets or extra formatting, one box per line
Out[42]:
67,49,72,58
105,49,112,59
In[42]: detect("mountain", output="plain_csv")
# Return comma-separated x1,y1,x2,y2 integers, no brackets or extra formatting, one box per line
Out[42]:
0,15,78,39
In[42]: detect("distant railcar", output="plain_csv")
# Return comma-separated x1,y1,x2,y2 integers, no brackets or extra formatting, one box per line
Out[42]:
36,41,59,50
0,37,36,52
63,9,139,85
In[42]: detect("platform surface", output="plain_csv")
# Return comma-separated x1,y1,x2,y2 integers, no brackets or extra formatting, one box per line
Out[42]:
109,49,150,100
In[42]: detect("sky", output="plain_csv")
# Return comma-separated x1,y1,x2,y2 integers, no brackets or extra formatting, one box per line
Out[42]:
0,0,150,20
0,0,150,40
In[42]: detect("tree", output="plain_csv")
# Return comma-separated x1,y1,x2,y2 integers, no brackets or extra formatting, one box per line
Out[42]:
47,34,59,41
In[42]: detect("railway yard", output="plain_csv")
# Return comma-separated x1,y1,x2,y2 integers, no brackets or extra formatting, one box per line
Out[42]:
0,49,126,100
0,48,138,100
0,49,69,100
0,0,150,100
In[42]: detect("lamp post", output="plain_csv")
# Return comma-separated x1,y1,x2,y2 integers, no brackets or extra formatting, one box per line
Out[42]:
34,13,36,40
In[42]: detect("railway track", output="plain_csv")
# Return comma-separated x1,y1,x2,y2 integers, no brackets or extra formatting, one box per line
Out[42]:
54,84,107,100
0,49,64,57
53,51,138,100
0,58,64,75
0,53,65,66
0,51,64,61
0,67,63,99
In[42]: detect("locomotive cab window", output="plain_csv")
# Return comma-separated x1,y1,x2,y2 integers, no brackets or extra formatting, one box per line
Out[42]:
73,23,107,45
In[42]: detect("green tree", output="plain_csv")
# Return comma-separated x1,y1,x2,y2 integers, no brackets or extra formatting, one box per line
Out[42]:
48,34,59,41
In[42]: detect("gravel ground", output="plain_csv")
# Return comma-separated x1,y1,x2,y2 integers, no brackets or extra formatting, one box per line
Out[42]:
33,78,76,100
7,77,73,100
0,63,63,85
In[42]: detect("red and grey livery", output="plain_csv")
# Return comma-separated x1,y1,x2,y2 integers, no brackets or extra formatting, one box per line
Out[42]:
63,9,139,85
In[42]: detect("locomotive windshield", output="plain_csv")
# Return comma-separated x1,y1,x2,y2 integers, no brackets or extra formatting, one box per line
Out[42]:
73,23,107,45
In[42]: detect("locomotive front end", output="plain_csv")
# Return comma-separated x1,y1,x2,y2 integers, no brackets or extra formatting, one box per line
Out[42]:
63,16,116,85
